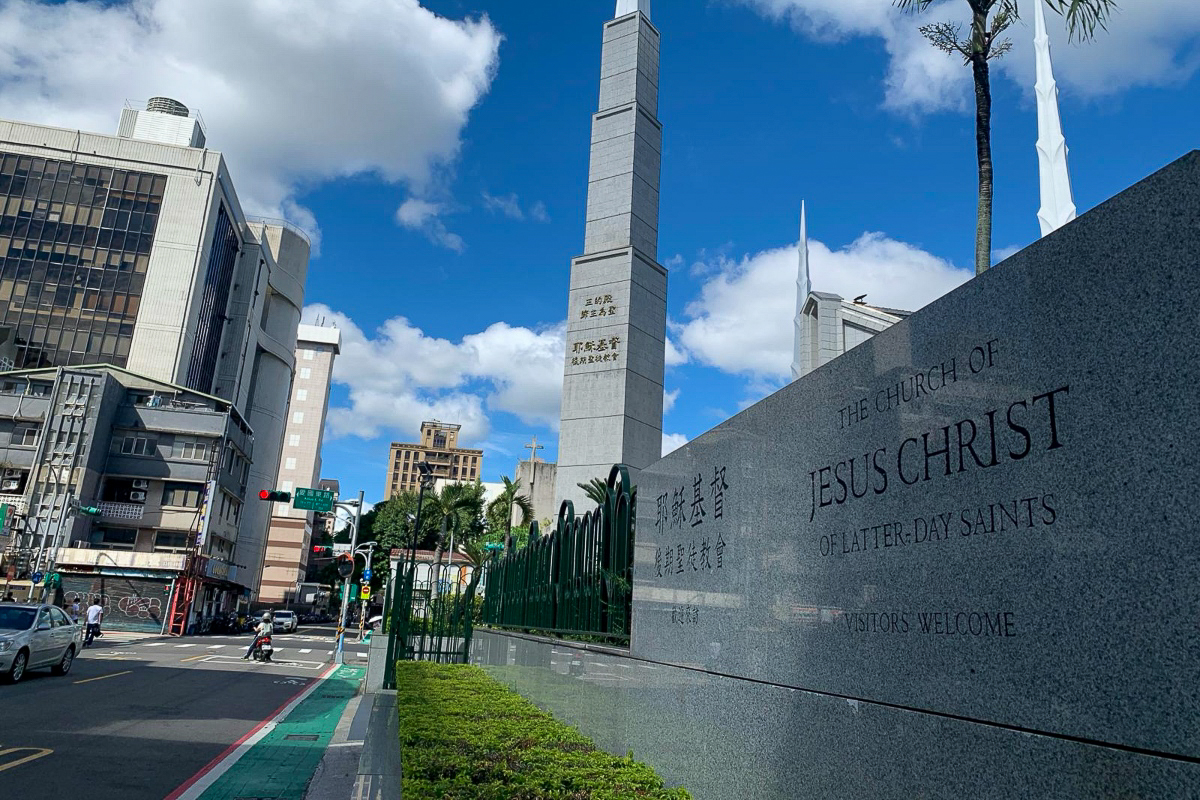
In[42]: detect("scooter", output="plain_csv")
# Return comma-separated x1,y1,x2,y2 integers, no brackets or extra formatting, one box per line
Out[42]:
250,634,274,662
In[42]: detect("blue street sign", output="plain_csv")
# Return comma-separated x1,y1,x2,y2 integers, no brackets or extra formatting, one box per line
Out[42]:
31,571,44,585
362,568,372,581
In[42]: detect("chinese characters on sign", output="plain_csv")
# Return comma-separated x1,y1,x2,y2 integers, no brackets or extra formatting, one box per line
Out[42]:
653,466,730,581
671,604,700,626
579,294,619,320
569,336,622,367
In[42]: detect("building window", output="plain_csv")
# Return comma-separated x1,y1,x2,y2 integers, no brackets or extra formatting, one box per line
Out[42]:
162,481,203,508
172,437,208,461
292,411,304,424
120,435,157,456
285,457,296,470
299,367,311,379
289,434,300,447
185,204,240,392
12,425,38,447
0,155,166,370
89,527,138,550
300,349,314,361
154,531,190,552
296,388,308,402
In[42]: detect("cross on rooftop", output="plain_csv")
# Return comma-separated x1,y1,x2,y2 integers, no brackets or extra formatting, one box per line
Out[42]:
524,435,544,463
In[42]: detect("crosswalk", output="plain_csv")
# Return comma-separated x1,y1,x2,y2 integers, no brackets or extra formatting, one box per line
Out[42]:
143,641,336,656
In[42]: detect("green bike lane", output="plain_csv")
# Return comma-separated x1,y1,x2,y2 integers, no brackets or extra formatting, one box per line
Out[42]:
172,665,365,800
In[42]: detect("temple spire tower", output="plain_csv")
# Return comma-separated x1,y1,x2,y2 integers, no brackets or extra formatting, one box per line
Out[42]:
791,202,810,382
1033,0,1077,236
555,1,667,510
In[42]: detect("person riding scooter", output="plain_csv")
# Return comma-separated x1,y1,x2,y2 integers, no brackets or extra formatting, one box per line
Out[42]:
243,612,273,660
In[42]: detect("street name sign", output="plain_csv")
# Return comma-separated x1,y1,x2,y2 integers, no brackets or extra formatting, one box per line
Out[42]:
293,487,334,512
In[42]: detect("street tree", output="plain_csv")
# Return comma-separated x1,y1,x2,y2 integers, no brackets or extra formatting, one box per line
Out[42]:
486,476,533,539
894,0,1115,274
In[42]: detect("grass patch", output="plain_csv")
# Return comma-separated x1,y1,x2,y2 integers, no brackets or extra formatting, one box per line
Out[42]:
396,662,691,799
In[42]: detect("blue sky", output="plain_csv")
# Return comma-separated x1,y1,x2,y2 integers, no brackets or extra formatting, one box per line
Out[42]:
2,0,1198,504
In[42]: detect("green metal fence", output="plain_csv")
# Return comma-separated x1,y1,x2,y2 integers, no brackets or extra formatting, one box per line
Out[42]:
481,464,634,645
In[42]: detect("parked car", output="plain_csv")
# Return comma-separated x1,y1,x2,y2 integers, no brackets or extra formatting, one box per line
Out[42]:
0,604,83,683
272,610,298,633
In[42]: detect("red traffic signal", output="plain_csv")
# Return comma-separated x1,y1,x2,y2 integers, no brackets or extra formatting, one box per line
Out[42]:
259,489,291,502
312,545,330,555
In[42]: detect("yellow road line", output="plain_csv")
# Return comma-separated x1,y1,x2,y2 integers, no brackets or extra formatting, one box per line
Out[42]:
179,654,208,662
73,670,132,684
0,747,53,772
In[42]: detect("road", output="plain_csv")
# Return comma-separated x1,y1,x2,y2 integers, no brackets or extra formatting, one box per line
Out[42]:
0,625,370,799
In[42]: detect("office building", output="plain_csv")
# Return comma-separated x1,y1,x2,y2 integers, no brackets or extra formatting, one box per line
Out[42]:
260,324,340,605
385,421,483,498
0,98,310,597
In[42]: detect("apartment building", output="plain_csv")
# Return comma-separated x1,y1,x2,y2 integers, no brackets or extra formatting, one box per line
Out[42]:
385,421,483,498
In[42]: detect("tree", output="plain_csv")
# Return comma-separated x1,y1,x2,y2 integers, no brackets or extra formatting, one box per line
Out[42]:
486,476,533,538
894,0,1115,274
577,478,609,507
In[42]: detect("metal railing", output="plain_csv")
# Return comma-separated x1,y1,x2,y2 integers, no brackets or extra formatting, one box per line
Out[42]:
481,464,634,645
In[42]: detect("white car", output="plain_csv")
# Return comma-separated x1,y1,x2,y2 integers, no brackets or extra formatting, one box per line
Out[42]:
0,604,83,683
271,610,298,633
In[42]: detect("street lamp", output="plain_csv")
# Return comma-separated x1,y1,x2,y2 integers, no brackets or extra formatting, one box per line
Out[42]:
384,461,434,689
332,491,364,665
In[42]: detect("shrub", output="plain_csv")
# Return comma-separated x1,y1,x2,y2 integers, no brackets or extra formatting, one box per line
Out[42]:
396,662,691,799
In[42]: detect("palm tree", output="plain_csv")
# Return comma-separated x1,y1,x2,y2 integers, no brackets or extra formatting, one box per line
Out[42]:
894,0,1115,274
486,476,533,540
577,478,609,507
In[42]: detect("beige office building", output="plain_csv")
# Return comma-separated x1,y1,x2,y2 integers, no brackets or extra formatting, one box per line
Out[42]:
259,324,340,605
385,421,483,498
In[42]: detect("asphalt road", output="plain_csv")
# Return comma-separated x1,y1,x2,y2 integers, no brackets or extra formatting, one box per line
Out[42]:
0,625,370,799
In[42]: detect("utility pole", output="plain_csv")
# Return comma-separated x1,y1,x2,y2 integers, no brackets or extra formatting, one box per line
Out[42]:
334,490,364,665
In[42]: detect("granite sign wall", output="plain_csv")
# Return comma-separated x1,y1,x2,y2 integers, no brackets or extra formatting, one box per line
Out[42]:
475,152,1200,797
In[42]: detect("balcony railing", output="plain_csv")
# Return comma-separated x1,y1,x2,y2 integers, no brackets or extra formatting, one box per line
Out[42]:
56,547,188,571
99,502,145,520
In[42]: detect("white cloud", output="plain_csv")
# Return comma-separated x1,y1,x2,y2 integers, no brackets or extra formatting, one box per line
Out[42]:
481,191,550,223
992,243,1023,264
674,233,971,379
663,388,680,414
664,336,688,367
737,0,1200,111
662,433,689,457
0,0,501,239
395,198,466,252
302,304,564,443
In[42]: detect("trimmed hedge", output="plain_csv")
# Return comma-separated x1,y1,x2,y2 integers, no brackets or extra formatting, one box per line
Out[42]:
396,662,691,799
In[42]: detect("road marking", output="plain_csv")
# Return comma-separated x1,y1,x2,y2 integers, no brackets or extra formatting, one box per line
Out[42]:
180,654,208,662
145,642,168,647
0,747,54,773
74,670,132,684
174,644,195,648
299,648,312,653
206,645,226,650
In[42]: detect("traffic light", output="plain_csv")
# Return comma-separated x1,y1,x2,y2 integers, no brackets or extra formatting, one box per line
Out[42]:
259,489,292,502
312,545,330,556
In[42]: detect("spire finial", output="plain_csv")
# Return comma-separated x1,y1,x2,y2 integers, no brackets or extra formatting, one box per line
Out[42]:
791,202,810,382
615,0,650,20
1033,0,1076,237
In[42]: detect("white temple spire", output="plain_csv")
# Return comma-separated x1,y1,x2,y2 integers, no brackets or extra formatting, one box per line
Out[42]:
615,0,651,20
791,202,810,382
1033,0,1077,236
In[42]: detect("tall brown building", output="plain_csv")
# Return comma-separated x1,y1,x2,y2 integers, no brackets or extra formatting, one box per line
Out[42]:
385,421,483,497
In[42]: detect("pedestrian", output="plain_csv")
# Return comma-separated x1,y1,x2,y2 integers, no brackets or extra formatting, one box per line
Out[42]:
69,595,82,624
1,591,15,602
84,597,104,647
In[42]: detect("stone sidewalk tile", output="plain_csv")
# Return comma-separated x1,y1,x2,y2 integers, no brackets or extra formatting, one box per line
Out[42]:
197,665,364,800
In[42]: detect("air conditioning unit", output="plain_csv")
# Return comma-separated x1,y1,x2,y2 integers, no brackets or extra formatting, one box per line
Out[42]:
129,491,147,502
1,479,20,491
132,479,150,489
3,469,22,478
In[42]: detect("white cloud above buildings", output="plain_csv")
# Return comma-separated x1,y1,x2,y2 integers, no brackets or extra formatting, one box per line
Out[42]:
396,198,467,253
481,191,550,222
674,233,971,379
302,305,564,444
738,0,1200,111
0,0,502,244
